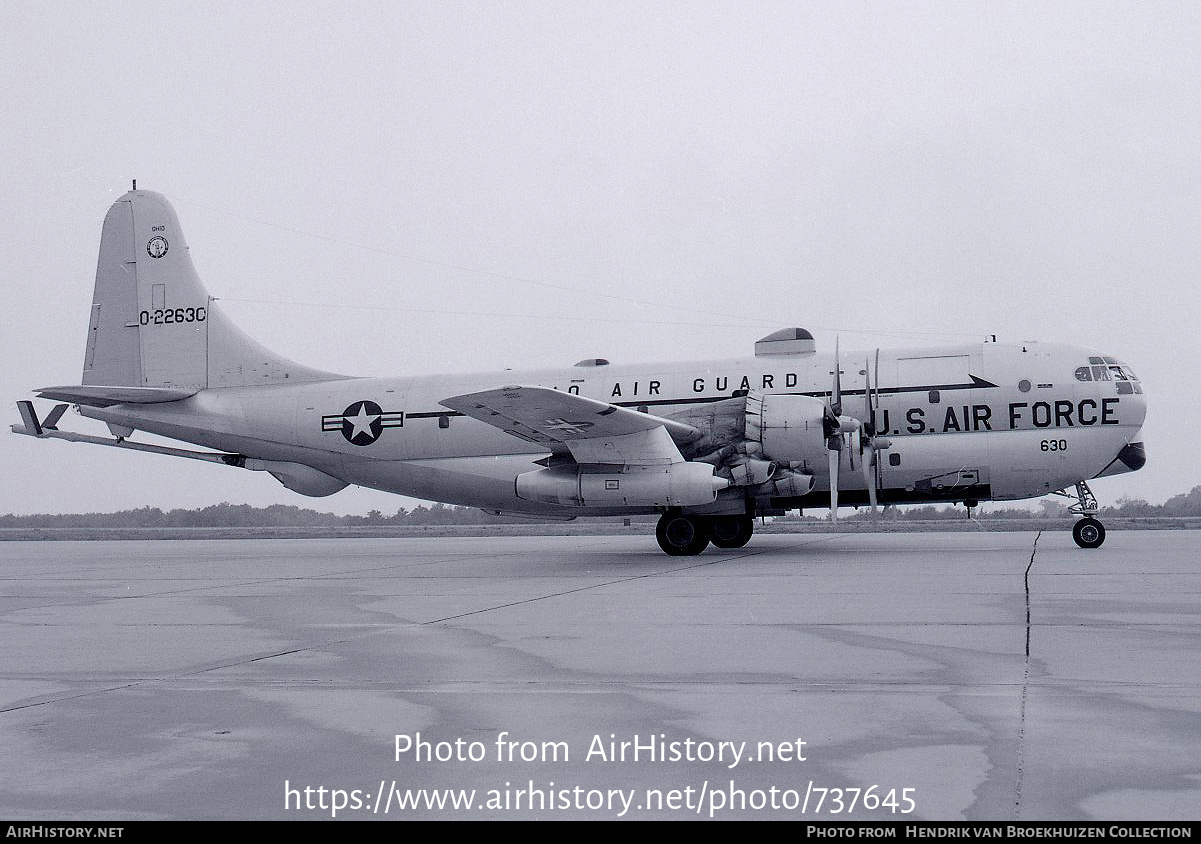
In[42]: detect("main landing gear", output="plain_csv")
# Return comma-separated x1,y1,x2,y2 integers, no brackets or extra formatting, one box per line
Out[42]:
1054,481,1107,549
655,512,754,556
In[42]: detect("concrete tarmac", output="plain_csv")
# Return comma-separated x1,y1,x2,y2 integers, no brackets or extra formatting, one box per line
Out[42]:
1,529,1199,820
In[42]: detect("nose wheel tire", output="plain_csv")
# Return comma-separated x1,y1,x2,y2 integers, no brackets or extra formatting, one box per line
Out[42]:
705,515,754,549
656,513,710,556
1072,517,1106,549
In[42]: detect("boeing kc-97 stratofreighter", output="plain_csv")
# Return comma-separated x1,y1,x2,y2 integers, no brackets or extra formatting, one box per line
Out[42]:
13,189,1147,554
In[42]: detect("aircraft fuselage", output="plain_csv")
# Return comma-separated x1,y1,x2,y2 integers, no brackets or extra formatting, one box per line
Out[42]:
79,338,1146,517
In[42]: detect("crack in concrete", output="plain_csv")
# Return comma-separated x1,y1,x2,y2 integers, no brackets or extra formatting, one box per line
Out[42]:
1013,529,1041,820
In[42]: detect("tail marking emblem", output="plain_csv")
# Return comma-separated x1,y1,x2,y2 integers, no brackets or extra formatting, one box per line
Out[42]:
147,236,169,259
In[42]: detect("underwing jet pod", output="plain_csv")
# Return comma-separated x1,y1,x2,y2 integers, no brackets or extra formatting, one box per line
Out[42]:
13,190,1148,554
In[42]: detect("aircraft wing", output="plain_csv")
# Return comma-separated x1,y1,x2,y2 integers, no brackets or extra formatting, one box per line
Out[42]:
440,385,701,465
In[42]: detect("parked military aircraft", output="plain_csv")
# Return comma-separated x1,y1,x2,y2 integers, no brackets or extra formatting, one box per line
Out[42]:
14,189,1147,554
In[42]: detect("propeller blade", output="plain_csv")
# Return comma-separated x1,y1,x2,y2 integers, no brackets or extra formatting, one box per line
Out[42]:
861,357,869,433
862,441,879,518
828,445,840,522
831,336,842,417
873,348,881,425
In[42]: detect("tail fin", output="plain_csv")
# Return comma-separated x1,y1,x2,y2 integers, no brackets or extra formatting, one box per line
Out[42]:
82,189,341,391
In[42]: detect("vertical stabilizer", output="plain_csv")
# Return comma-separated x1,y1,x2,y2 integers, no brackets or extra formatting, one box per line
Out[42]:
81,190,341,391
83,197,146,387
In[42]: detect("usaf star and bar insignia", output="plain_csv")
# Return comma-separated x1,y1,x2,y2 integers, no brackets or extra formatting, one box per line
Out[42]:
322,400,404,446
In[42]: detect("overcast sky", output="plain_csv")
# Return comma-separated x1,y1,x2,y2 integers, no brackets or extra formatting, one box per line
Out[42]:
2,1,1197,515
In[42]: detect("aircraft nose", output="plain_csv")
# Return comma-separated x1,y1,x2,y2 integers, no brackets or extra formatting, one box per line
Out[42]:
1116,441,1146,471
1094,437,1146,478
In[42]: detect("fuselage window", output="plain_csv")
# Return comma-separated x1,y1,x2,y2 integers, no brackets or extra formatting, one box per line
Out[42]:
1075,366,1092,381
1091,366,1111,381
1108,365,1128,380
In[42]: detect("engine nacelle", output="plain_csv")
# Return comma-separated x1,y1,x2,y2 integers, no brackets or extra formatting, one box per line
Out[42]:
516,462,729,507
745,393,829,468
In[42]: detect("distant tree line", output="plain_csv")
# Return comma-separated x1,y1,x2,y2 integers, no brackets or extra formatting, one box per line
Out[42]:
828,486,1201,522
0,502,537,528
3,487,1198,528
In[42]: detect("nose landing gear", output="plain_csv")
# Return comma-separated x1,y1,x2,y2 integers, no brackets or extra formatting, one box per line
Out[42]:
1054,481,1107,549
1072,517,1106,549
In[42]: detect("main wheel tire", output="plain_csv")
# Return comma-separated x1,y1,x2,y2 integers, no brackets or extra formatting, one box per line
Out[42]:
705,515,754,549
655,513,710,556
1072,517,1106,549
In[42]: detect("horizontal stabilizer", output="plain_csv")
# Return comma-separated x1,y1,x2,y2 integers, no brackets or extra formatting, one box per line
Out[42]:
36,385,198,407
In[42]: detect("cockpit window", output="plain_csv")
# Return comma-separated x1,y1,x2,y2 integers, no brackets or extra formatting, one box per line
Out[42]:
1085,355,1138,384
1083,358,1139,383
1110,363,1139,381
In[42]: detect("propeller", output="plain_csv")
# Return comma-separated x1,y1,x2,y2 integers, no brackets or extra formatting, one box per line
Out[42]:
824,337,856,523
861,351,880,517
827,343,891,523
858,349,893,520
